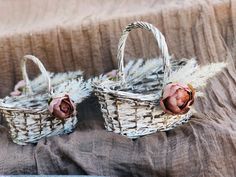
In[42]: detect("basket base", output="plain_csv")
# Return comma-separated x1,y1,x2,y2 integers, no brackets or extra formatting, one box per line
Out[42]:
0,108,78,145
104,110,192,139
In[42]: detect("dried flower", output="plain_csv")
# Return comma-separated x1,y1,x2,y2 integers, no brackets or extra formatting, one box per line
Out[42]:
105,69,118,80
10,80,26,96
160,83,195,115
48,94,76,119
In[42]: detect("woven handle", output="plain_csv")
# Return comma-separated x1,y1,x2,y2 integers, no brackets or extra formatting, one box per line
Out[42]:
117,21,171,84
21,55,52,95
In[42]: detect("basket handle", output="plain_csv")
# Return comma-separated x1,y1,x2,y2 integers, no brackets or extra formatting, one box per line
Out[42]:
117,21,171,84
21,55,52,95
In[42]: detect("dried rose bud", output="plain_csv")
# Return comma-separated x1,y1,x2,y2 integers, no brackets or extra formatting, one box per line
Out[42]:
105,69,117,80
160,83,195,115
10,80,26,96
48,94,76,119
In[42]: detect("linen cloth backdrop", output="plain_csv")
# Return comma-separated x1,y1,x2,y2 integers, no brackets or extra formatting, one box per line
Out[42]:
0,0,236,176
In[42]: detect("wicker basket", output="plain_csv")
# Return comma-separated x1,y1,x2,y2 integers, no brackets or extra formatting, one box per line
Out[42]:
93,21,197,138
0,55,90,145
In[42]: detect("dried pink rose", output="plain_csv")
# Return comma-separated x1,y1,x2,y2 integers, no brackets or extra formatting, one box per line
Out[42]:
105,69,117,79
160,83,195,115
48,94,76,119
10,80,26,96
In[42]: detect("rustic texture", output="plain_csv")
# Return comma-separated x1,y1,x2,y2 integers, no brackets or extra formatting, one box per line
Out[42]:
0,55,80,145
0,0,236,176
94,21,193,138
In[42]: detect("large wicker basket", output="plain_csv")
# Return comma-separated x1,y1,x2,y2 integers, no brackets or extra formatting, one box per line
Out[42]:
93,21,226,138
0,55,90,145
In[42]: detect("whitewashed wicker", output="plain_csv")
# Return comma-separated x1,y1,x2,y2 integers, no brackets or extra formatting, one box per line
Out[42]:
93,21,194,138
0,55,89,145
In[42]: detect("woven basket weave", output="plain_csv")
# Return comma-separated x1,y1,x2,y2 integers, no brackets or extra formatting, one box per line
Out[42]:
0,55,82,145
94,21,192,138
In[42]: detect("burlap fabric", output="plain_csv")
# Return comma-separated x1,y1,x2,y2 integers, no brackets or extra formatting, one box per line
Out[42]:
0,0,236,176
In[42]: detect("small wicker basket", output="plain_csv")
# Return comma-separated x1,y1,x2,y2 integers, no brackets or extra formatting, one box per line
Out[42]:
0,55,90,145
93,21,226,138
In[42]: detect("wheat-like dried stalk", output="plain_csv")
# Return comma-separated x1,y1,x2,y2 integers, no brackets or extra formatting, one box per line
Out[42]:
53,77,92,103
4,70,91,108
125,58,163,83
94,58,226,99
167,59,227,88
94,58,189,93
31,71,83,93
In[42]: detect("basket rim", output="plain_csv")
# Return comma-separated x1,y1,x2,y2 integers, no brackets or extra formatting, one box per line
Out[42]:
0,93,82,112
0,93,48,112
1,71,91,112
0,104,48,113
93,81,162,102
